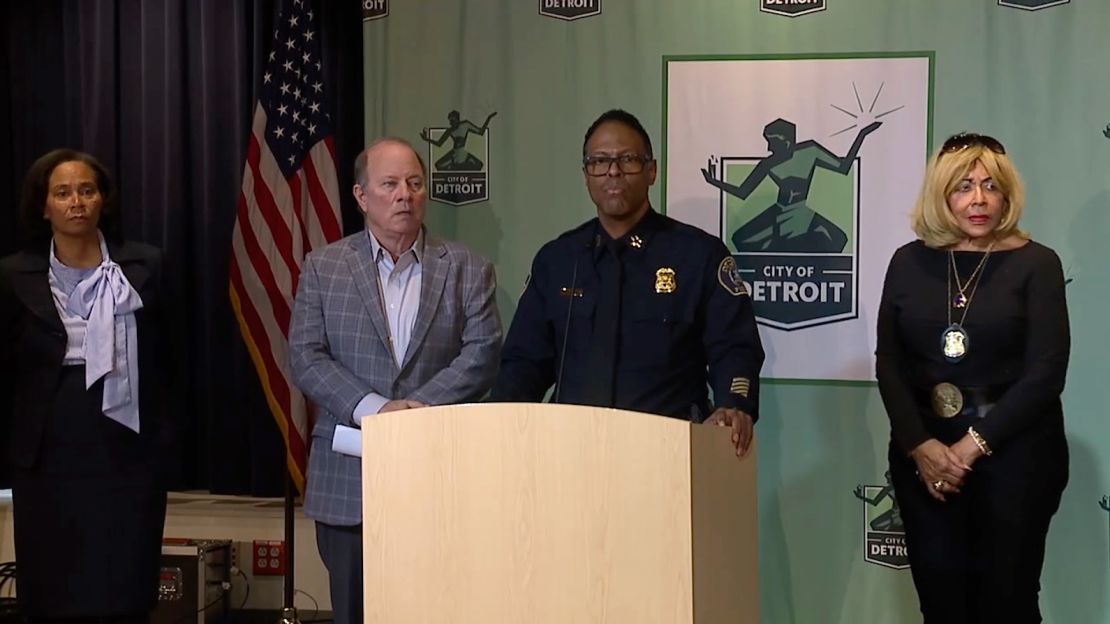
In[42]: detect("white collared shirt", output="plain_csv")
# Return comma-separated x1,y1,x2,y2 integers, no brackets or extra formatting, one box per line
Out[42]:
351,230,423,423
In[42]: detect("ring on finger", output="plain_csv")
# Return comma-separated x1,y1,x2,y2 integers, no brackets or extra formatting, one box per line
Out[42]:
932,479,945,491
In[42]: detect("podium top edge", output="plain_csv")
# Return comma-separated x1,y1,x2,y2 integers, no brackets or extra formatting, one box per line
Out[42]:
366,402,699,424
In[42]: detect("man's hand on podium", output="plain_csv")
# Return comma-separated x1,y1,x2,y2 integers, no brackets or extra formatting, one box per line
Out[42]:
380,399,428,413
705,408,754,457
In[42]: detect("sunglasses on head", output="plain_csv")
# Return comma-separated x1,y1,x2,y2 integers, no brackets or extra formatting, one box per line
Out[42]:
941,133,1006,155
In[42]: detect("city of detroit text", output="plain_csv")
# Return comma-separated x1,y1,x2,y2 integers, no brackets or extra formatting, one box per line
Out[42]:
434,176,485,197
870,536,908,559
747,264,845,303
541,0,599,8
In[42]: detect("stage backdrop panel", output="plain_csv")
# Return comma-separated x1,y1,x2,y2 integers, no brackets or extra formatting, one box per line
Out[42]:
665,54,930,381
362,2,1110,622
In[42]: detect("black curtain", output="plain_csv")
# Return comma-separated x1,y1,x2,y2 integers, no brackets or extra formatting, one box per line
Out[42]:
0,0,365,495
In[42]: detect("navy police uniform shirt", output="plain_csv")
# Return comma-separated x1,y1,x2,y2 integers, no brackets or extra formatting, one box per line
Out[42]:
490,209,765,421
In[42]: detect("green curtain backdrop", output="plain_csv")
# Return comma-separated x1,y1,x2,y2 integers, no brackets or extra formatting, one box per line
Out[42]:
363,2,1110,622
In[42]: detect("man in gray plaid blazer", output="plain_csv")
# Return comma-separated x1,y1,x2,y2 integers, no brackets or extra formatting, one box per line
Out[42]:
289,138,501,624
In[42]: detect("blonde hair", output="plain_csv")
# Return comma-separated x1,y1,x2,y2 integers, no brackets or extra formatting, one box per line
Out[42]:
910,142,1027,248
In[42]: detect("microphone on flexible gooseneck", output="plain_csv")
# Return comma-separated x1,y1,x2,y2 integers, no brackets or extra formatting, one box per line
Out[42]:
554,235,597,403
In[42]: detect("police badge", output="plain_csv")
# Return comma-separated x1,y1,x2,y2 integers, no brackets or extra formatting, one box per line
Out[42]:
655,268,677,294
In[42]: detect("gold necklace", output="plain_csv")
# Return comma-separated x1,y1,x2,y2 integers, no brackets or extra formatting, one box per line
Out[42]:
948,245,992,308
942,243,994,363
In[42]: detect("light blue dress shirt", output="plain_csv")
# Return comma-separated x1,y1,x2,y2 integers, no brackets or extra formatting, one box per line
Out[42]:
351,230,423,423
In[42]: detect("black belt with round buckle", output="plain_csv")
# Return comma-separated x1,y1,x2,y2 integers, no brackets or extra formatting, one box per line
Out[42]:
930,383,998,419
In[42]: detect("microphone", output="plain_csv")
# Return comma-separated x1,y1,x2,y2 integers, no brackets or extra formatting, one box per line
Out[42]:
554,237,594,403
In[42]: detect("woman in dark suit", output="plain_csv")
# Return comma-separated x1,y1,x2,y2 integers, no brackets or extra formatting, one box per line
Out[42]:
0,149,171,623
876,133,1069,623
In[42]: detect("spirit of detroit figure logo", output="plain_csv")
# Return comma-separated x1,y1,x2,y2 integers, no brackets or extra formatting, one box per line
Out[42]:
702,118,879,253
420,110,496,172
698,81,903,330
853,472,909,569
420,110,496,205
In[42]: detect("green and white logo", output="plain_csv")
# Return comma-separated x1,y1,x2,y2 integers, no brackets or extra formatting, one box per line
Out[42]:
420,110,496,206
998,0,1069,10
703,117,879,329
760,0,826,18
665,54,931,380
854,475,909,570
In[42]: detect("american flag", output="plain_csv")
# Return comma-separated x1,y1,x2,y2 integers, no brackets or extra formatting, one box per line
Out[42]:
230,0,341,495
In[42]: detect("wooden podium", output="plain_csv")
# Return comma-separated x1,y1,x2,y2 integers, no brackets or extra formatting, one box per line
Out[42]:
360,403,758,623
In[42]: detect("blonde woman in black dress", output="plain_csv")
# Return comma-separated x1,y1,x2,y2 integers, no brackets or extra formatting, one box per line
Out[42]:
876,134,1069,623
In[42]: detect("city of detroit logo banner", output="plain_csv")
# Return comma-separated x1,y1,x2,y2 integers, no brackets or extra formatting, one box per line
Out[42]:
420,110,496,206
855,475,909,570
665,54,932,381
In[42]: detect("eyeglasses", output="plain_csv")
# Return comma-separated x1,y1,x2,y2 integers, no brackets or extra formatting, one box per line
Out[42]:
951,179,1001,195
941,133,1006,155
583,154,653,176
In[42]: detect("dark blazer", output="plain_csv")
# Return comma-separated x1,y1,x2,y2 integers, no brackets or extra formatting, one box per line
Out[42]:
0,240,174,478
491,210,765,420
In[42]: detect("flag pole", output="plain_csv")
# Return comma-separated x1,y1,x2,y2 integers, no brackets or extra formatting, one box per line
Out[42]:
278,467,301,624
231,0,340,614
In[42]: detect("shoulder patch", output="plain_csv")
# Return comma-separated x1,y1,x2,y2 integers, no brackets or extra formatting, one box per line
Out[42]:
717,256,749,297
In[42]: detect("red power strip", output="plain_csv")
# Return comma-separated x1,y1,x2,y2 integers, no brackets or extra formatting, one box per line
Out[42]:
252,539,285,576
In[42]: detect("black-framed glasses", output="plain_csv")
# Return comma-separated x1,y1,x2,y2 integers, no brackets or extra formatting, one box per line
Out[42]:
941,132,1006,155
583,154,653,176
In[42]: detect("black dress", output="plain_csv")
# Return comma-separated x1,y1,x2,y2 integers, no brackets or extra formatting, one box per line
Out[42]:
875,239,1069,624
0,242,171,618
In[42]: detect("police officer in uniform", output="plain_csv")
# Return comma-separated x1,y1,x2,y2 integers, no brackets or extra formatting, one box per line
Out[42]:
490,109,765,453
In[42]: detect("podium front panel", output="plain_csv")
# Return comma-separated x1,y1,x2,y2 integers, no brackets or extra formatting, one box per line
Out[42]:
362,403,758,623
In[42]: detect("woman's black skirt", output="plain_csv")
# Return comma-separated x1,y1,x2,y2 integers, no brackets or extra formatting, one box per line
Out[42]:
11,365,166,617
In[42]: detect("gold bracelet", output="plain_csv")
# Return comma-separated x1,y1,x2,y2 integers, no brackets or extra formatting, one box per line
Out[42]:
968,427,993,456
